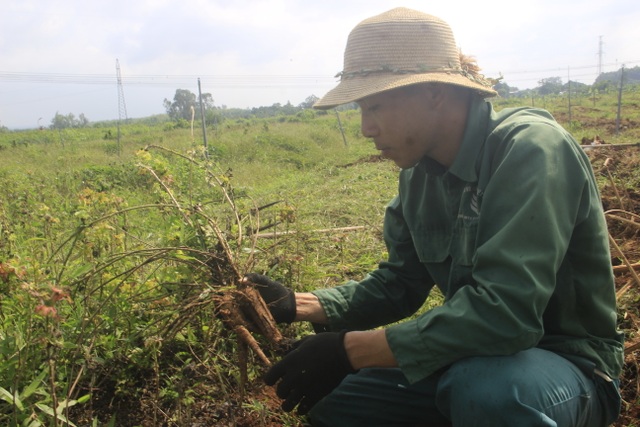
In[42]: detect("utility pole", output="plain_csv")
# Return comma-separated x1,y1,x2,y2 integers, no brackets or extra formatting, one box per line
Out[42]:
197,78,208,157
334,109,348,146
567,66,572,125
616,64,625,135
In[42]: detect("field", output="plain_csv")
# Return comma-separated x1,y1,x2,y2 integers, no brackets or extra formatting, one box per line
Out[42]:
0,89,639,426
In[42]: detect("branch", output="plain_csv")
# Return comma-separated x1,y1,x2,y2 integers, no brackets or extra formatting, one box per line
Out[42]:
255,225,367,239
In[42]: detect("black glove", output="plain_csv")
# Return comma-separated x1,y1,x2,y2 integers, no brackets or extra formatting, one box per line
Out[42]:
264,331,356,414
244,273,296,324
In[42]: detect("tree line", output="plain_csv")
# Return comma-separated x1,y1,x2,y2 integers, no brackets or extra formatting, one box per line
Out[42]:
493,65,640,98
161,89,322,124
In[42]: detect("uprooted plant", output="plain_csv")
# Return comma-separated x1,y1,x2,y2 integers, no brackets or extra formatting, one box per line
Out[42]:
0,145,294,426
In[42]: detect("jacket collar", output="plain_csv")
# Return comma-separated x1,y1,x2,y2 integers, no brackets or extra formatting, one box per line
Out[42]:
416,98,491,181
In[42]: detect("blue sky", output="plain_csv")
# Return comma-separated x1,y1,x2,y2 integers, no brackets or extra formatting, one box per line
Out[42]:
1,0,638,129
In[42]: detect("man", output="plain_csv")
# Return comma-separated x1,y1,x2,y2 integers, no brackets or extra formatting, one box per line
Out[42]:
246,7,624,427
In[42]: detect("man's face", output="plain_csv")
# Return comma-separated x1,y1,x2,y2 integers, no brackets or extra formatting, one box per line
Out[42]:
357,85,440,169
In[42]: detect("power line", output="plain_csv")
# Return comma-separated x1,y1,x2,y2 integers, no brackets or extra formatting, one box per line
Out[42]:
0,71,334,88
1,59,638,90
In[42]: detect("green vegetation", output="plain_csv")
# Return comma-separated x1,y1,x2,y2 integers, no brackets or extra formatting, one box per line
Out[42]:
0,89,638,426
0,107,397,426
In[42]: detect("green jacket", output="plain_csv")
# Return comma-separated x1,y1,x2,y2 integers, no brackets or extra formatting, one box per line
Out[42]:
313,98,624,384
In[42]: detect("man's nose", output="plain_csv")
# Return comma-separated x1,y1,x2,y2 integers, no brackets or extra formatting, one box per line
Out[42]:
361,113,379,138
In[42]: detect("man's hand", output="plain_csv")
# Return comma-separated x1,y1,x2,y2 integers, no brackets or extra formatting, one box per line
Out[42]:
264,331,356,414
244,273,296,324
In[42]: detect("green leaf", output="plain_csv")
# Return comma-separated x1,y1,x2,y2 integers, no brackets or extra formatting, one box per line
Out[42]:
24,237,47,244
68,263,94,278
56,398,78,413
20,369,47,400
34,403,54,416
173,251,196,261
35,403,77,427
0,386,24,411
76,394,91,404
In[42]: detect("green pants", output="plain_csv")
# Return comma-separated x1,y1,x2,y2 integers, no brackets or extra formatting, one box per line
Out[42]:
308,348,620,427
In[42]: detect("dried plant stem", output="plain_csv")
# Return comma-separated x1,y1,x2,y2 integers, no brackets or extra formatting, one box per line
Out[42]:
613,263,640,273
605,213,640,229
603,158,627,211
608,233,640,299
144,144,243,243
255,225,367,239
136,146,284,395
617,278,635,301
47,342,59,427
626,340,640,353
194,204,241,280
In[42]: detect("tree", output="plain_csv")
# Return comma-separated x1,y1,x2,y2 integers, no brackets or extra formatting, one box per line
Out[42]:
164,89,197,121
593,80,613,94
50,112,90,129
493,80,516,98
199,93,215,111
563,81,589,96
537,77,563,96
77,113,89,127
298,95,319,109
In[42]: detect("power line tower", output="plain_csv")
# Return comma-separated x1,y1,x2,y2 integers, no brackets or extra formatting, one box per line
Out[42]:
116,59,128,121
597,36,604,76
115,59,128,155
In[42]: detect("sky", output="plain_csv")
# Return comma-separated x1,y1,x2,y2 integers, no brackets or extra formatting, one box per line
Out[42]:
1,0,639,129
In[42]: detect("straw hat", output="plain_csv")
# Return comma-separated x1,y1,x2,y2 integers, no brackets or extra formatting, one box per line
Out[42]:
313,7,497,110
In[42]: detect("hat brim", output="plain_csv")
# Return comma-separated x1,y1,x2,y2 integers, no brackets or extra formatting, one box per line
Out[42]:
313,72,497,110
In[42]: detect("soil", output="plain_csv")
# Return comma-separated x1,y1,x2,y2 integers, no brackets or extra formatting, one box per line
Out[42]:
594,146,640,426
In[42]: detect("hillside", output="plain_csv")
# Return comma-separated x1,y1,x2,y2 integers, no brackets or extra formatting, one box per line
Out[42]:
596,66,640,86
